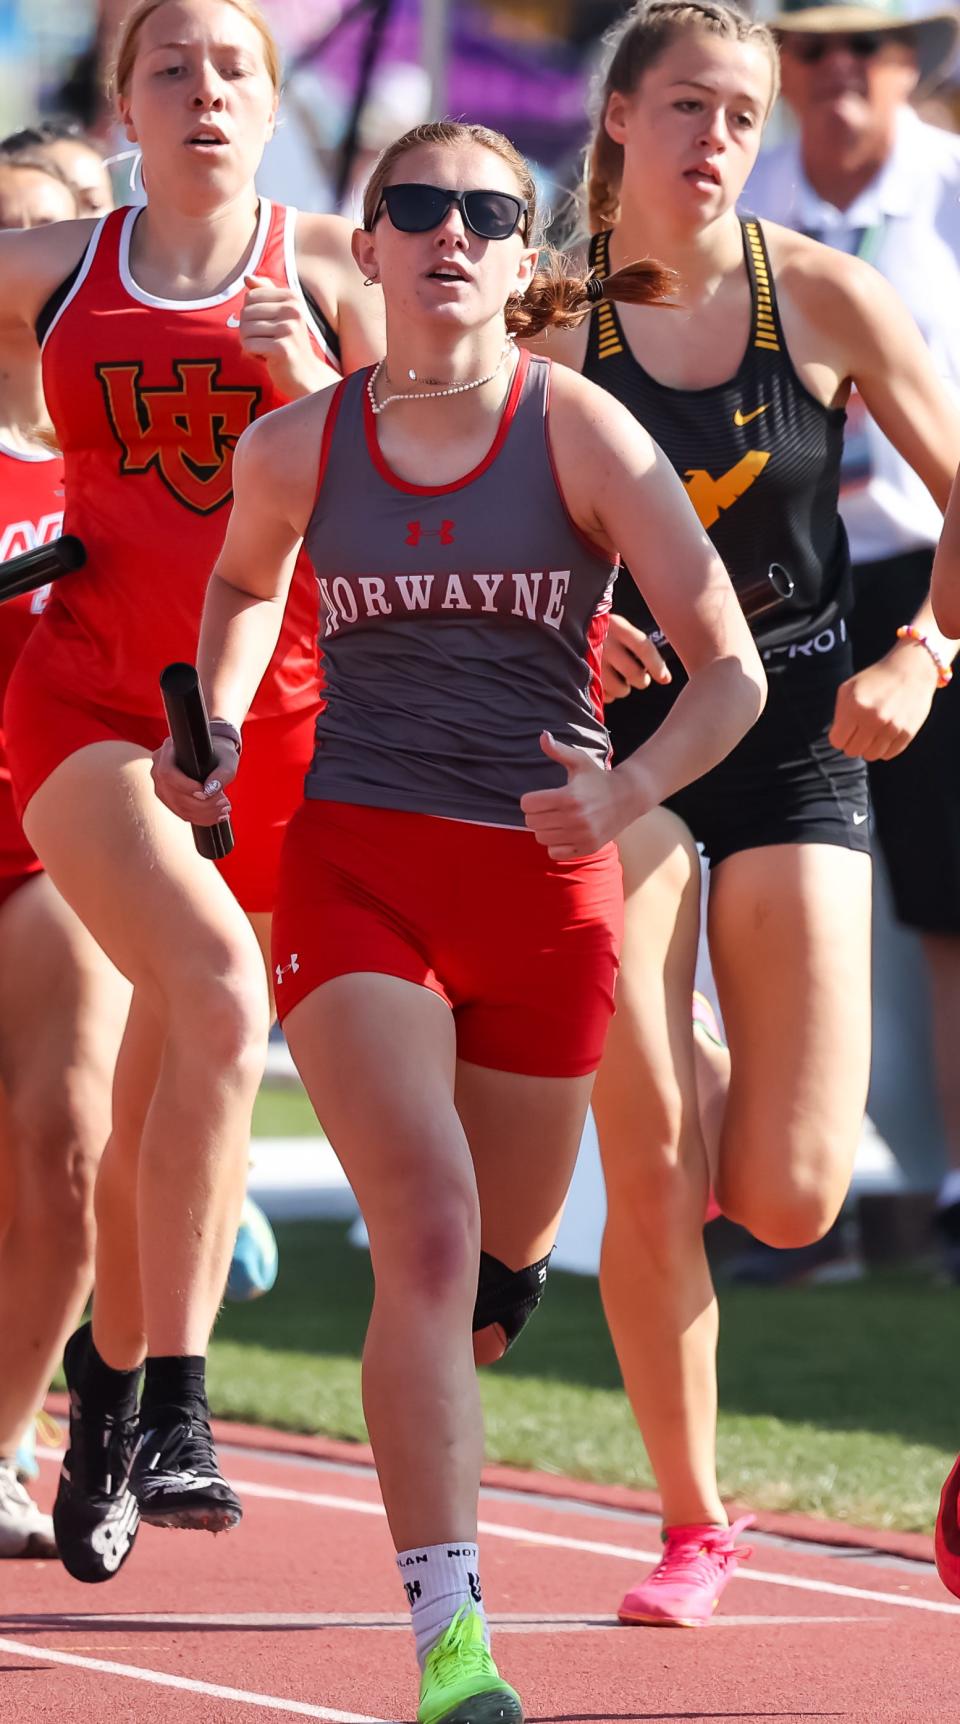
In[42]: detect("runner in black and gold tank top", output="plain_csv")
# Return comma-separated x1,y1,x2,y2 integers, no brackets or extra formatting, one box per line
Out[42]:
529,0,960,1635
584,212,866,862
587,217,851,661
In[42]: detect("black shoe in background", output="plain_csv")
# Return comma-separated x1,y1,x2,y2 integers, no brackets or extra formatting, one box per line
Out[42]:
723,1218,863,1287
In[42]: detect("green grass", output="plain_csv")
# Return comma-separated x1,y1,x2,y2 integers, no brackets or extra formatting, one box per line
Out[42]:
209,1220,959,1533
252,1085,319,1138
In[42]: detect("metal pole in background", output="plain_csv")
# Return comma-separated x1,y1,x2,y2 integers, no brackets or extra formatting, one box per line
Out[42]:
334,0,394,208
420,0,450,116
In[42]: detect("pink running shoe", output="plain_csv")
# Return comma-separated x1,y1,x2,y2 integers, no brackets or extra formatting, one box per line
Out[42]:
619,1515,756,1627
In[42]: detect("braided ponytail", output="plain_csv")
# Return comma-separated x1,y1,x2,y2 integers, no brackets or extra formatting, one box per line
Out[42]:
507,248,676,339
586,126,624,235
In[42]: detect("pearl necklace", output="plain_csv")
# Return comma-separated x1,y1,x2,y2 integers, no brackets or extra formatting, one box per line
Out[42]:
367,340,514,415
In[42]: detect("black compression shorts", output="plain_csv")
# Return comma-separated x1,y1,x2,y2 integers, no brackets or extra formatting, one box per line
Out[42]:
607,622,871,868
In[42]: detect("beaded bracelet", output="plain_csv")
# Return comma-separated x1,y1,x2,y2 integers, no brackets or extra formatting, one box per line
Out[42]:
895,626,953,689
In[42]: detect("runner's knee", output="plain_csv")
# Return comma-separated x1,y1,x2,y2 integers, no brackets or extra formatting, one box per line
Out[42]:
370,1181,480,1310
169,952,270,1080
472,1250,550,1363
601,1112,708,1247
10,1099,99,1267
718,1163,845,1249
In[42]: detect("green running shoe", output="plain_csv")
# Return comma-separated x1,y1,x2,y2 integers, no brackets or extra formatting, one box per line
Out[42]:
418,1606,523,1724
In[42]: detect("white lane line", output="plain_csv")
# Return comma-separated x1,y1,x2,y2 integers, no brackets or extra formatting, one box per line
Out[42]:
0,1637,385,1722
233,1479,960,1618
34,1450,955,1617
2,1611,876,1633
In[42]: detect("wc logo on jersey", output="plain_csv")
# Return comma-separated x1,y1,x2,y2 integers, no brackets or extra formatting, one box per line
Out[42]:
683,451,770,532
96,359,262,516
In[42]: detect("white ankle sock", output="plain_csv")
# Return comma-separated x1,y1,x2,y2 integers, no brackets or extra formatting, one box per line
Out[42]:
396,1540,488,1668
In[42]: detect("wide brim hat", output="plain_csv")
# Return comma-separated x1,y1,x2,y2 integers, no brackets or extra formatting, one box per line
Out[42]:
767,0,960,89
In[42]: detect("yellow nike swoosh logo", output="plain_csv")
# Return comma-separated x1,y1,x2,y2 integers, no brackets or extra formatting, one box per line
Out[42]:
734,404,769,427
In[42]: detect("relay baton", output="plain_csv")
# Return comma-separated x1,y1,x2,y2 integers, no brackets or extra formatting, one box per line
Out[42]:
734,561,795,623
650,562,795,664
0,534,85,604
159,662,235,862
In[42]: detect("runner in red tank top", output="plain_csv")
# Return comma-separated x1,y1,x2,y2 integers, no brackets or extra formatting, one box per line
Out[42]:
0,162,132,1566
155,120,766,1722
0,0,384,1582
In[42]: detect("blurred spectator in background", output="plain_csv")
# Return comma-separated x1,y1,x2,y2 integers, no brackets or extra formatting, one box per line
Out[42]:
0,155,77,230
0,121,113,217
744,0,960,1276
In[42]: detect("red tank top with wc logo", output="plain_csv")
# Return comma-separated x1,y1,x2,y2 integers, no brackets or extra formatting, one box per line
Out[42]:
38,200,334,719
0,442,64,873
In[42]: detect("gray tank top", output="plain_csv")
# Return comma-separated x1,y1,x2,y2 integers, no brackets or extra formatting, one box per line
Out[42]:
303,350,618,828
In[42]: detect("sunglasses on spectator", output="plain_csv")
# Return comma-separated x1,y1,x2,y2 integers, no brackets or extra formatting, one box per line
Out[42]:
787,31,886,61
369,184,529,241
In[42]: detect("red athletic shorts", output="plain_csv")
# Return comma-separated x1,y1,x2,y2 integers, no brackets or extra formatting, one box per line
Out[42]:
0,741,43,913
272,799,624,1077
4,662,318,915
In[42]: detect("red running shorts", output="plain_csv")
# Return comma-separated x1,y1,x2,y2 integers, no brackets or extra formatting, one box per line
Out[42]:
5,656,317,916
271,799,624,1078
0,749,42,913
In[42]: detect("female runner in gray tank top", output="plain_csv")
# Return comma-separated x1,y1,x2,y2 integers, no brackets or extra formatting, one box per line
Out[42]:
154,120,766,1723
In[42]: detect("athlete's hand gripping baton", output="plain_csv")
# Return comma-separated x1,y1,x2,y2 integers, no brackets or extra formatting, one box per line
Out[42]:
0,534,86,604
159,662,235,862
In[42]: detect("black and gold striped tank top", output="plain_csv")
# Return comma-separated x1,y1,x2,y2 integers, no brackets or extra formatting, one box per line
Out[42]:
584,219,851,649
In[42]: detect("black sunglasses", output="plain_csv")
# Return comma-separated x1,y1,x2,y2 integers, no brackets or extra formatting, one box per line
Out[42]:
369,183,529,241
788,31,885,62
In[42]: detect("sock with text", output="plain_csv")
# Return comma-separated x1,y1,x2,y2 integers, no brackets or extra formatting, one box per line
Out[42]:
396,1540,488,1667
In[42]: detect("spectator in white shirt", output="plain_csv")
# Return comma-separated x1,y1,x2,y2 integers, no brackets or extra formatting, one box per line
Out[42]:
745,0,960,1269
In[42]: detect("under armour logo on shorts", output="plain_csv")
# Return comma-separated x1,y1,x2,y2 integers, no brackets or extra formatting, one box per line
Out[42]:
275,954,300,986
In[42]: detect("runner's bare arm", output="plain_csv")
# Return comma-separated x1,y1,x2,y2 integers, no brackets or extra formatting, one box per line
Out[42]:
547,366,766,818
197,391,332,723
0,219,98,336
932,470,960,637
153,389,333,827
239,214,383,399
788,240,960,647
296,211,385,373
785,243,960,757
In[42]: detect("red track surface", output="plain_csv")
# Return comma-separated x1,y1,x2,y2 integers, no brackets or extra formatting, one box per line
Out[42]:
1,1433,955,1724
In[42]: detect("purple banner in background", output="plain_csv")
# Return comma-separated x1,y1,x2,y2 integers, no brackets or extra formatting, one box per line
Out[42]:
278,0,592,164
